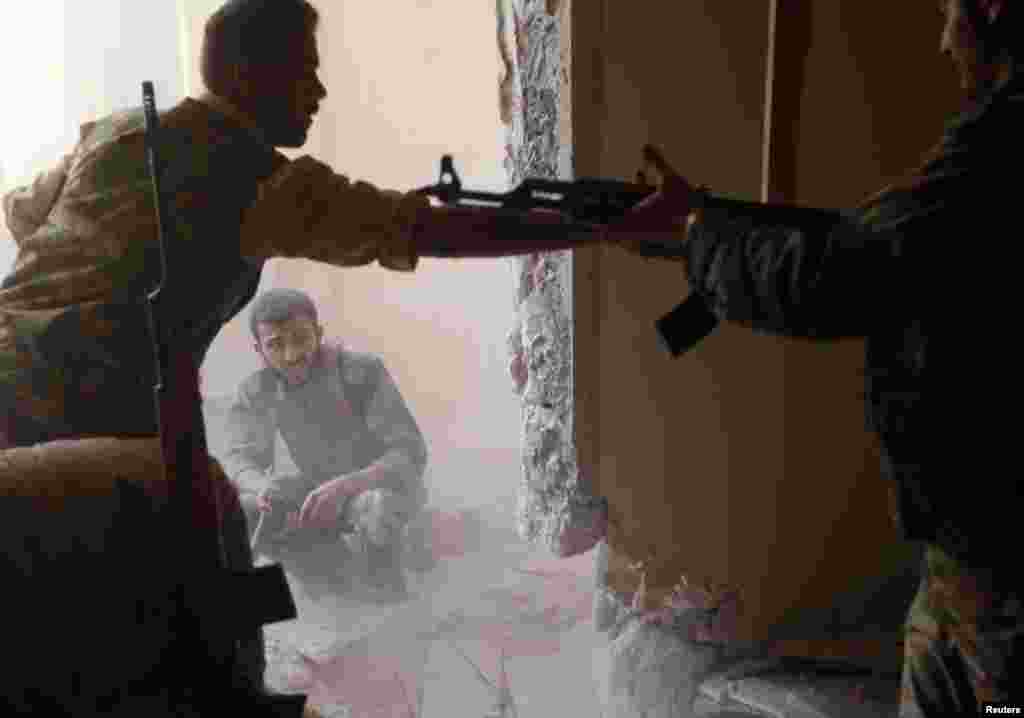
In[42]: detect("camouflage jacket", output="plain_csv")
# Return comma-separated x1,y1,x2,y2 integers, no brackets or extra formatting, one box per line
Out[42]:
221,343,428,510
0,98,427,440
685,74,1022,573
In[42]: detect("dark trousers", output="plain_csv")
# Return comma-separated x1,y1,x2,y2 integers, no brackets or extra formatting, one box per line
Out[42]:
899,546,1024,716
0,414,267,698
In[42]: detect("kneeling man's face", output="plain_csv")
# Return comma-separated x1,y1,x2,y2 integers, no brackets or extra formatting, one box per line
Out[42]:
254,315,323,386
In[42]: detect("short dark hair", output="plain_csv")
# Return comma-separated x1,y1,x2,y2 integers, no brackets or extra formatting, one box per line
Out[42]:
962,0,1024,63
249,288,319,338
201,0,320,97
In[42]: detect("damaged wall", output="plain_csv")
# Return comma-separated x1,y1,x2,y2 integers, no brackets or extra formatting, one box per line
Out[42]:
551,0,954,656
499,0,606,556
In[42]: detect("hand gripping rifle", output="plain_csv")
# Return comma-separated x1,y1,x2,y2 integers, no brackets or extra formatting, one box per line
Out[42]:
141,82,304,716
414,155,715,356
415,155,836,357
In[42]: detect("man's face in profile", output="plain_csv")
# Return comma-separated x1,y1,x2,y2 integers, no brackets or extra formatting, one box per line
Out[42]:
939,0,1002,99
254,315,323,386
240,28,327,148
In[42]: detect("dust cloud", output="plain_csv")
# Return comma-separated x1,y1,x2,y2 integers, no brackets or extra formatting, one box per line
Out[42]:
199,272,607,716
193,2,609,714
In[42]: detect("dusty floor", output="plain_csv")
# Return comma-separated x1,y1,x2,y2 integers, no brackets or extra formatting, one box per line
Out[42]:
260,510,607,718
203,403,904,718
203,400,607,716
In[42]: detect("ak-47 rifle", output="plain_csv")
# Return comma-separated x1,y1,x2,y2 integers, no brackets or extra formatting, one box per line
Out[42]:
140,82,304,716
413,155,715,356
415,155,837,357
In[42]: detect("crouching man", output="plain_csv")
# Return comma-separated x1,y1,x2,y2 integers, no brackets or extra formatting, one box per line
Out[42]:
222,288,428,602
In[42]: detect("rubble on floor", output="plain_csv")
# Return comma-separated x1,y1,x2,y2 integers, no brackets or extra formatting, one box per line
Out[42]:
598,618,902,718
694,657,901,717
592,542,913,717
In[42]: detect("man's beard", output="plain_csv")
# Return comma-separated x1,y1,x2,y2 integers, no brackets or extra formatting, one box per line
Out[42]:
260,109,309,148
278,364,312,386
274,347,322,387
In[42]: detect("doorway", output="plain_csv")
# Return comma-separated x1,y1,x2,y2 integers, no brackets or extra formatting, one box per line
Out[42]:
199,2,601,716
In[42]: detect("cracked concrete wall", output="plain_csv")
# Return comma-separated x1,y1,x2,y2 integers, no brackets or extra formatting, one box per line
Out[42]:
499,3,946,714
499,0,606,558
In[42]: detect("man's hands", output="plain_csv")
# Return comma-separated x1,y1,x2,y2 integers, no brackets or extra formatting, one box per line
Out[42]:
352,489,412,547
251,471,376,531
604,145,696,256
296,474,368,529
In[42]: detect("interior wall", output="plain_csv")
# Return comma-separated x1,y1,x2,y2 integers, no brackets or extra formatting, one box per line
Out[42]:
769,0,959,643
195,1,523,509
573,0,957,643
574,0,775,634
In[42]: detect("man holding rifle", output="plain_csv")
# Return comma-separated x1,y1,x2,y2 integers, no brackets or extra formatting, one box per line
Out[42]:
612,1,1022,713
0,0,639,449
0,0,673,710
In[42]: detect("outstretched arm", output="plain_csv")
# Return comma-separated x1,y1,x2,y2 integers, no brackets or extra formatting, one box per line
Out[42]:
684,207,889,340
238,156,605,272
412,203,602,259
610,145,950,340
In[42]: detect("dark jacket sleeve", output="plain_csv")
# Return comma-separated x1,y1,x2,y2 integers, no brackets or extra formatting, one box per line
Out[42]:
684,200,938,340
683,104,984,341
220,372,276,491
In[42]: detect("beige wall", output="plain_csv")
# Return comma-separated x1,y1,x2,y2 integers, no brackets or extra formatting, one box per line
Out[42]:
184,2,523,503
574,0,957,643
574,0,775,635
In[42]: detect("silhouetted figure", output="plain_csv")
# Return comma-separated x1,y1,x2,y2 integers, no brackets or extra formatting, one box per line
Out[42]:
0,1,675,709
611,2,1023,713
